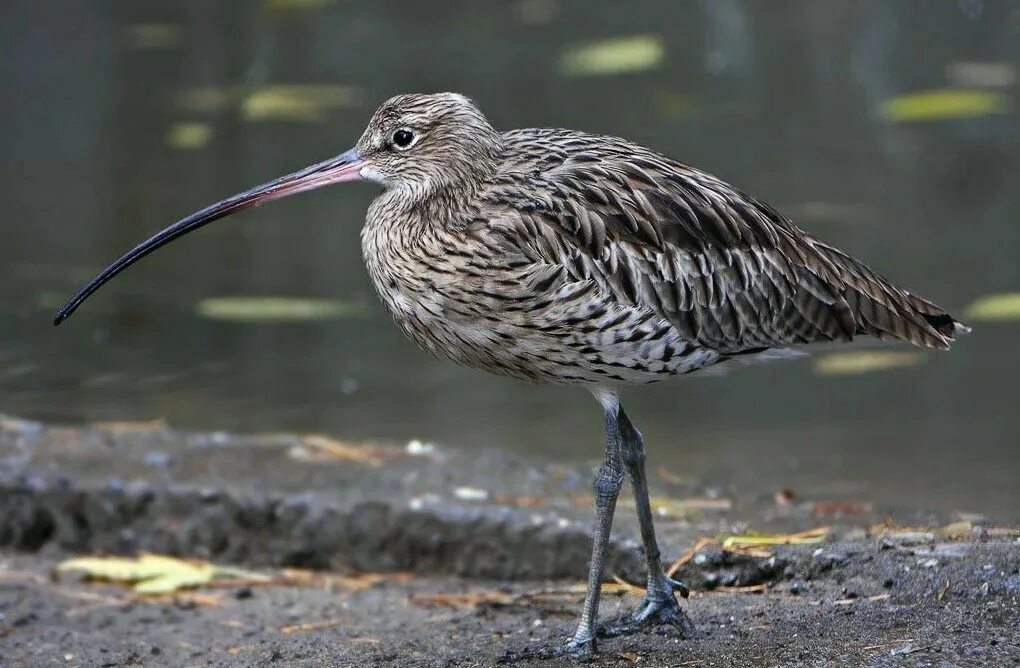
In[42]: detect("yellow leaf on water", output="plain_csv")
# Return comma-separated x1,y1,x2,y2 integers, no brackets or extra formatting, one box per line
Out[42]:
242,85,361,122
881,88,1007,122
166,122,213,150
964,292,1020,322
813,351,923,376
174,85,360,121
560,35,664,77
124,24,182,49
195,296,364,322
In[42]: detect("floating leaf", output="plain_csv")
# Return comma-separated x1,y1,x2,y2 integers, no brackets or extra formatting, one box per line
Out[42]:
813,351,922,376
242,85,361,122
124,24,182,49
560,35,664,77
881,88,1007,122
964,292,1020,322
195,296,364,322
165,122,213,150
721,526,829,549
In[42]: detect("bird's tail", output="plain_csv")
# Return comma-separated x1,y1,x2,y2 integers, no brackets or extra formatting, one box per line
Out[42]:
811,241,970,351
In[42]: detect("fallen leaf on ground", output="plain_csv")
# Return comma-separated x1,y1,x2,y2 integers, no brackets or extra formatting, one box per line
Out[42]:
290,434,388,467
721,526,829,550
56,554,269,595
619,496,731,518
712,583,767,593
867,519,1010,542
610,575,646,596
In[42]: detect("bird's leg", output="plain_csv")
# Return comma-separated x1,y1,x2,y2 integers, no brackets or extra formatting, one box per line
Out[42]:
563,405,626,656
616,406,691,630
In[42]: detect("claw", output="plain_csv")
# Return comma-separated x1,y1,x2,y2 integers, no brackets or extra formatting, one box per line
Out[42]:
668,576,690,598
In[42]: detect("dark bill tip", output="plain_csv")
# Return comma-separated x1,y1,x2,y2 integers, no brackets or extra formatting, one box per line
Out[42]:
53,149,363,326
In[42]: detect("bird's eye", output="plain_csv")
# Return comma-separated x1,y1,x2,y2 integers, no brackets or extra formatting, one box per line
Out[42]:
391,128,416,150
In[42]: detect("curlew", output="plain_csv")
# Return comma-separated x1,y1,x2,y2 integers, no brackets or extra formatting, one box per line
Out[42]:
55,92,968,656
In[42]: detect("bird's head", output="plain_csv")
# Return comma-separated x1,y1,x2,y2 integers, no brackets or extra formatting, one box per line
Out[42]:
354,92,502,196
53,92,499,325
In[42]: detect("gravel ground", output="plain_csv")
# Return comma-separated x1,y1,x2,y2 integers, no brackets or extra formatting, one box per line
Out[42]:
3,540,1019,667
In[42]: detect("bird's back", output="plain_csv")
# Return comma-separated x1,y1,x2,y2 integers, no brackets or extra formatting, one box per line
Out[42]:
479,128,966,356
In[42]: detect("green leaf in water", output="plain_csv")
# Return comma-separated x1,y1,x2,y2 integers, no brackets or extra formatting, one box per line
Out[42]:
880,88,1007,122
124,24,182,50
166,122,213,150
242,85,362,122
195,296,365,323
560,35,664,77
964,292,1020,322
813,351,923,376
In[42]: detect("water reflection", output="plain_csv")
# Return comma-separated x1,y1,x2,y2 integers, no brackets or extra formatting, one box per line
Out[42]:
1,0,1017,517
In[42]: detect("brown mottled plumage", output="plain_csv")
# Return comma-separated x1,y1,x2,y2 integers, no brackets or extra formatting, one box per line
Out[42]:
55,92,967,657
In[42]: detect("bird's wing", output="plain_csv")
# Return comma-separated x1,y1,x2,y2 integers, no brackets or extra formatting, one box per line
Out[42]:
479,130,960,353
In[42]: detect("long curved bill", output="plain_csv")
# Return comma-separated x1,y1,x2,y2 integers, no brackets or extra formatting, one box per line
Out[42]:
54,148,364,325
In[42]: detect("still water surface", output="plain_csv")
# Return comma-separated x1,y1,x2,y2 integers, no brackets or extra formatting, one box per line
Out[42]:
1,1,1017,517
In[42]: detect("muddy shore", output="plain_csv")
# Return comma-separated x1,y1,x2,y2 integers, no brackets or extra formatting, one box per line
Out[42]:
1,416,1018,666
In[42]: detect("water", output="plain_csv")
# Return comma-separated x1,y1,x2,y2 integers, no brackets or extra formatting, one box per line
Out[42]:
1,1,1017,517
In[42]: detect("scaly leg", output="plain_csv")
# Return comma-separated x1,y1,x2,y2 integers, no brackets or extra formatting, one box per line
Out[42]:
562,400,626,656
616,405,691,630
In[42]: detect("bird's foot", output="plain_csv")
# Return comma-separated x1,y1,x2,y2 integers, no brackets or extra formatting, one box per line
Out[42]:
498,635,597,664
599,576,692,639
